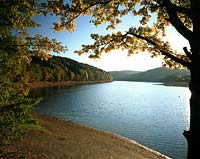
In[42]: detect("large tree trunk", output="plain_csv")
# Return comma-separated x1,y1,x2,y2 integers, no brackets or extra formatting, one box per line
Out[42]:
184,1,200,158
183,53,200,159
184,88,200,159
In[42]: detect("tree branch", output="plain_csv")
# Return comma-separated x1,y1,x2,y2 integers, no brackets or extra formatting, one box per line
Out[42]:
183,47,192,59
160,49,190,68
162,0,192,41
150,2,191,15
64,1,112,26
126,31,191,68
171,4,192,16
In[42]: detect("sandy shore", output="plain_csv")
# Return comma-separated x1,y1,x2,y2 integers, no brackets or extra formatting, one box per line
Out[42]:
2,114,172,159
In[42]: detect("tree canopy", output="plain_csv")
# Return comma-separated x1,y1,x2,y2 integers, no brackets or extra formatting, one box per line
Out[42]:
27,55,111,82
42,0,193,69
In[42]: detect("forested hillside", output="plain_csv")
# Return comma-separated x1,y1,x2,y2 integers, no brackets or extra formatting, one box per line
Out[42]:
27,56,111,82
110,68,190,84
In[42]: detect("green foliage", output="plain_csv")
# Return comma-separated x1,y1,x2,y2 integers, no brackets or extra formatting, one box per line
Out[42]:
0,39,41,148
0,0,65,148
27,56,112,82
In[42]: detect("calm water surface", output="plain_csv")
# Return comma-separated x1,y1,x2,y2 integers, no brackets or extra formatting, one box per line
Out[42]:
33,81,190,159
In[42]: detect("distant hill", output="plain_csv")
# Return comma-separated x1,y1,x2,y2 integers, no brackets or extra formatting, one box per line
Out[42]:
110,67,190,84
27,56,112,82
110,70,141,81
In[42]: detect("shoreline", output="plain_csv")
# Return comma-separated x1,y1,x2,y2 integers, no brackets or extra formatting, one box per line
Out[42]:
67,115,172,159
25,80,112,89
3,113,172,159
25,80,188,90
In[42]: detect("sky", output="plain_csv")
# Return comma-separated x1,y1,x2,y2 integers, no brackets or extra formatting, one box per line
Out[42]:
30,12,190,72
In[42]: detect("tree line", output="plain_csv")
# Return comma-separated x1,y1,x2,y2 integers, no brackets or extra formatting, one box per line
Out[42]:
27,56,111,82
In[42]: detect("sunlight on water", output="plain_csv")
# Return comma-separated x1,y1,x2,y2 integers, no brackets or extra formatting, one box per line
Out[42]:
184,90,191,131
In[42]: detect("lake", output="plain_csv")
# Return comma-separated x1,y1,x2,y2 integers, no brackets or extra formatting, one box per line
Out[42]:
33,81,190,159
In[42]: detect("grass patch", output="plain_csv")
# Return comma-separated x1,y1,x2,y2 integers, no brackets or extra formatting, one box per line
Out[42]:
21,119,49,134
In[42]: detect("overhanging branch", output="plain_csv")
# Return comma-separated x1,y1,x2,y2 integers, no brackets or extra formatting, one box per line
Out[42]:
183,47,192,59
171,4,191,16
126,31,191,68
63,1,112,26
160,49,190,68
162,0,193,41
